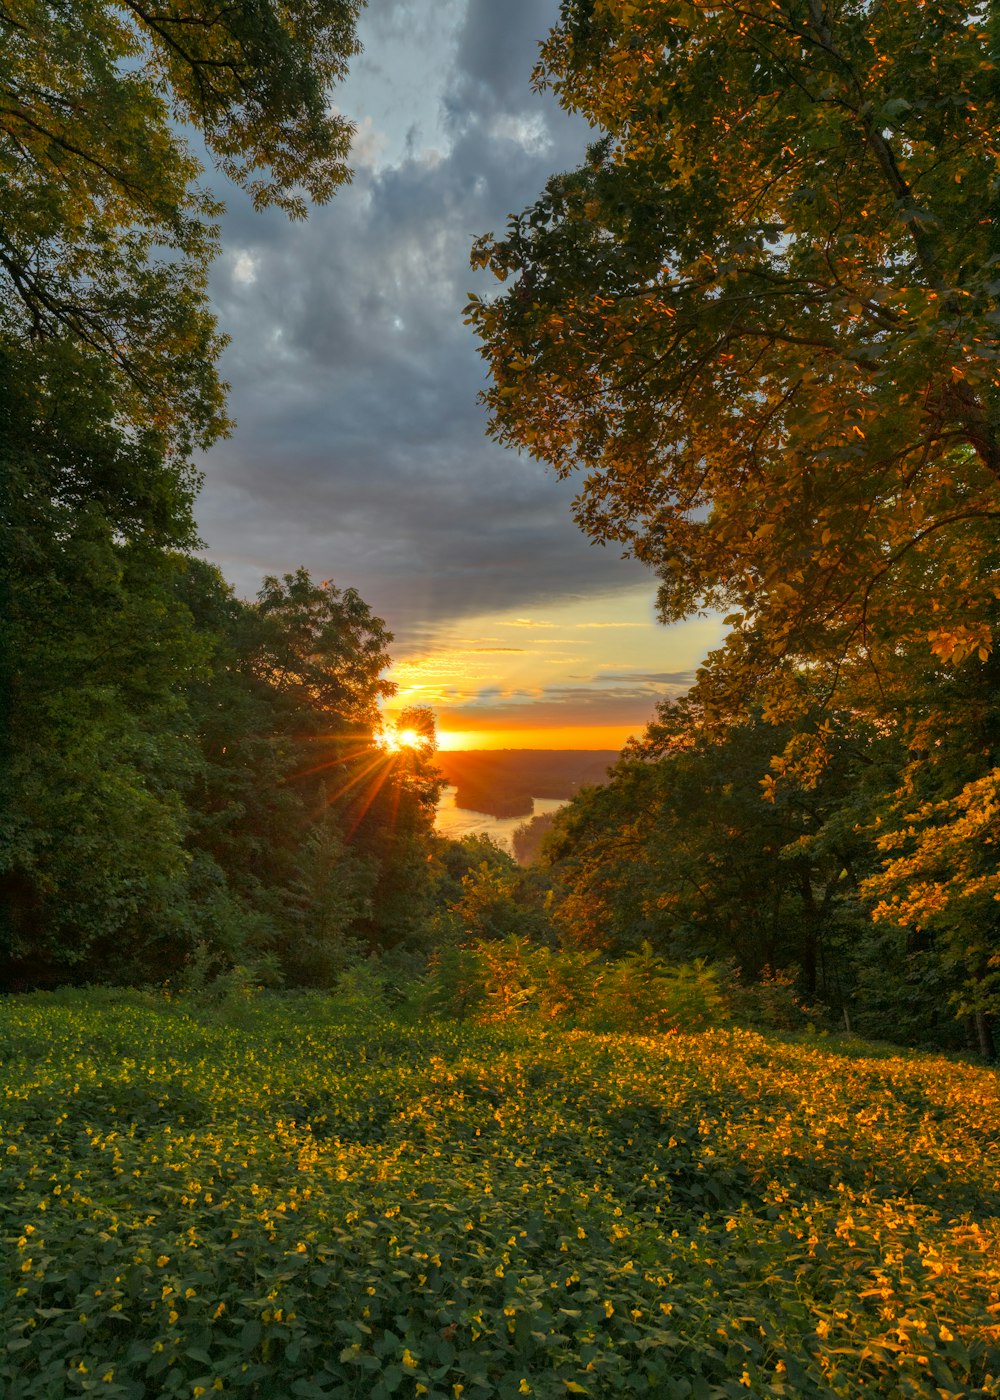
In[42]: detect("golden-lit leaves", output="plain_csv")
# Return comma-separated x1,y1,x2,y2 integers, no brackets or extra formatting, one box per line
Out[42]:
2,993,999,1397
863,769,1000,938
470,0,1000,785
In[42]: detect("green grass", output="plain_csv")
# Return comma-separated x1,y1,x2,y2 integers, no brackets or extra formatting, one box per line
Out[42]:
2,990,998,1399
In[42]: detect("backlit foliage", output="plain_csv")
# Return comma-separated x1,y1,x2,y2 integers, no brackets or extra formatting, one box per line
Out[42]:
470,0,1000,716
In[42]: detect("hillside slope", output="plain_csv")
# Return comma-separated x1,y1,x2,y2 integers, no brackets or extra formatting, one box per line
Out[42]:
3,993,998,1398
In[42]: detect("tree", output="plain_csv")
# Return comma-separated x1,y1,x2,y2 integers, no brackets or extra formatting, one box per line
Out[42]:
469,0,1000,1045
0,344,211,983
541,695,894,1008
858,635,1000,1051
1,3,372,985
469,0,1000,727
253,568,395,731
1,0,364,448
380,704,446,818
179,565,407,981
512,810,559,866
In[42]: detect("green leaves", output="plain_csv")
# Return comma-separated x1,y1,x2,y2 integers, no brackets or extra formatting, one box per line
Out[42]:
2,993,999,1399
0,1,365,447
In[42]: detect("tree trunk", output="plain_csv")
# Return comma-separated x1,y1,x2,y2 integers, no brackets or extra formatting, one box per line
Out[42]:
974,1011,996,1062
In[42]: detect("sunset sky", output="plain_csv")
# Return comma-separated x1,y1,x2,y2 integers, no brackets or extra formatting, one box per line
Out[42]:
197,0,724,750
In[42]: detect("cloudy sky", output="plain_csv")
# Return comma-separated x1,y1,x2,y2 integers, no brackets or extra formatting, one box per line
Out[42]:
197,0,723,748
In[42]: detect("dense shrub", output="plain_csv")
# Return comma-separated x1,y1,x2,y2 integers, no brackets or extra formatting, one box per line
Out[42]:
416,938,727,1035
588,946,727,1034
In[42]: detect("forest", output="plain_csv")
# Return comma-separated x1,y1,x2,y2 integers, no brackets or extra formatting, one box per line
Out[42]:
4,0,997,1057
2,2,1000,1395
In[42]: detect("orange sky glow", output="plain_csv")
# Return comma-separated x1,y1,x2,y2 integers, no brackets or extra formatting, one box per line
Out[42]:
435,724,640,752
379,588,725,753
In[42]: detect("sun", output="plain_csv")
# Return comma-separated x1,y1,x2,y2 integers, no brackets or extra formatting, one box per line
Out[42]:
378,724,429,753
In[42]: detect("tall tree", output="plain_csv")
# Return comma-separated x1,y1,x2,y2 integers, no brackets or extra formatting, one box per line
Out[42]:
469,0,1000,1041
1,2,371,984
0,344,211,983
469,0,999,725
178,565,399,985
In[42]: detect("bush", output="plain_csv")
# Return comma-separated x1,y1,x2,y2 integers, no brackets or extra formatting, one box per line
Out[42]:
589,944,728,1033
412,943,488,1020
724,963,823,1032
332,959,392,1017
413,937,726,1034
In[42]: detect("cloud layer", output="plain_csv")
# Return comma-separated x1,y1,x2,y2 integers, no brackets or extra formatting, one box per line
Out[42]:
197,0,651,651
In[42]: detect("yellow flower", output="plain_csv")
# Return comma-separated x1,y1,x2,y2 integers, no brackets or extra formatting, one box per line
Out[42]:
939,1326,954,1342
519,1382,531,1395
401,1349,418,1370
156,1255,170,1268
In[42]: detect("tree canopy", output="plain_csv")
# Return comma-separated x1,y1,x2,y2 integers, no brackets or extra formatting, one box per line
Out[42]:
1,0,363,447
468,0,1000,1042
1,0,449,989
469,0,1000,719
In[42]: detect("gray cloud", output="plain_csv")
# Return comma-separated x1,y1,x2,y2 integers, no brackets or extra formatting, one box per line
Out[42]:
451,0,551,116
196,0,650,650
442,687,687,729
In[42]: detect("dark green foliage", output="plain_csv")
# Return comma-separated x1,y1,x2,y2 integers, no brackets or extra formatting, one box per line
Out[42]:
0,0,414,991
534,694,997,1051
2,438,434,985
1,342,210,983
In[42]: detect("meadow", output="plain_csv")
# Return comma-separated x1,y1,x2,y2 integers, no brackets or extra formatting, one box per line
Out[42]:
2,991,999,1399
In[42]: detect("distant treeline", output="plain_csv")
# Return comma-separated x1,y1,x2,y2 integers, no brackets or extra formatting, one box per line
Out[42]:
438,751,618,817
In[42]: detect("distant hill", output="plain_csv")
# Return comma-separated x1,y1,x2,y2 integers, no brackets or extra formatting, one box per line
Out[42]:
437,750,618,817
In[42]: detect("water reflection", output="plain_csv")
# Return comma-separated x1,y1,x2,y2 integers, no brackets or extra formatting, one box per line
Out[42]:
433,784,568,854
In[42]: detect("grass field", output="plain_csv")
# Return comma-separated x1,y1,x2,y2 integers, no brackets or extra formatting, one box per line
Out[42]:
2,990,999,1398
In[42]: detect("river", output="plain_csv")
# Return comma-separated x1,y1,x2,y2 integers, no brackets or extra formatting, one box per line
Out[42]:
433,785,568,854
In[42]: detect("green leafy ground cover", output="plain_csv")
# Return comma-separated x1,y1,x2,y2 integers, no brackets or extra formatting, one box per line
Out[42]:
2,992,999,1399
